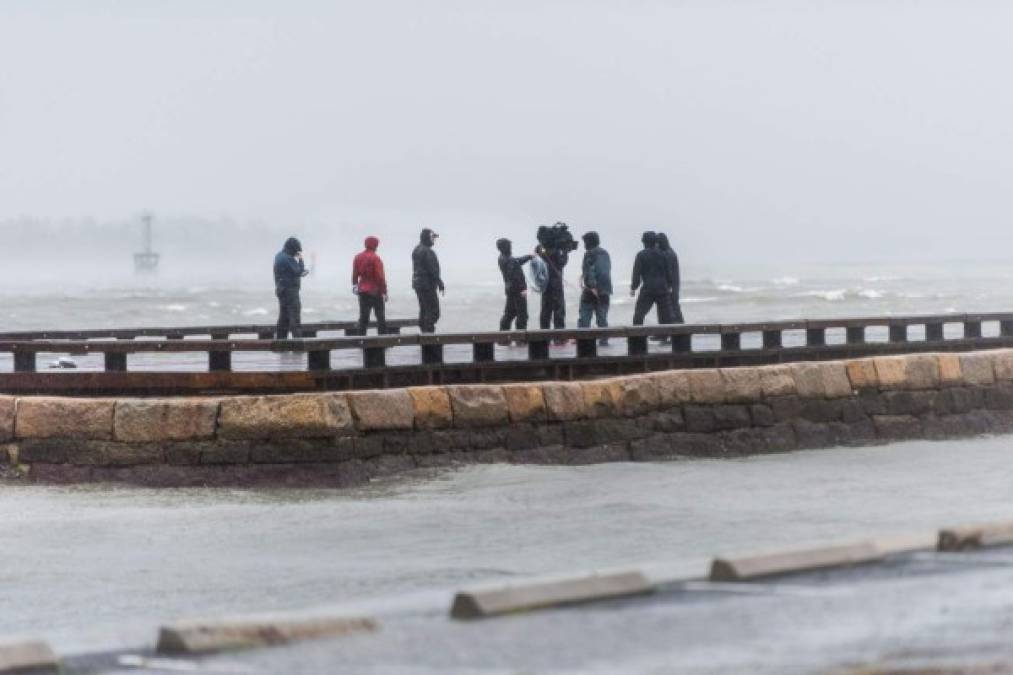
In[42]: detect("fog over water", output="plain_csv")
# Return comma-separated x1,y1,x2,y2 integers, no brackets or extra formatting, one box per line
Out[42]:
3,0,1013,301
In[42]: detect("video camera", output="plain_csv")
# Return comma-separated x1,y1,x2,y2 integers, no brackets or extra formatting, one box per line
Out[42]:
536,222,579,253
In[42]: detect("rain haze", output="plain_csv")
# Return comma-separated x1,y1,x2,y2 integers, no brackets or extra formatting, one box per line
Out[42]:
3,0,1013,293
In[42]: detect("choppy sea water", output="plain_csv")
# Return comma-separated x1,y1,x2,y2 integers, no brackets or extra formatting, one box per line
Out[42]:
2,264,1006,333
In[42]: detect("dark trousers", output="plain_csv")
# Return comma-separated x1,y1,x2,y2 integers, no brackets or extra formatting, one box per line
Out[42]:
416,288,440,333
275,287,301,339
633,291,673,325
357,293,386,335
540,287,566,329
667,292,685,324
578,291,610,328
500,291,528,331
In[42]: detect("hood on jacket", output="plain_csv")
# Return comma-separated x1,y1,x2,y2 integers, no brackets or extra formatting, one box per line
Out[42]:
657,233,671,251
283,237,302,255
641,231,657,248
364,236,379,251
496,238,512,255
582,231,600,249
420,228,437,246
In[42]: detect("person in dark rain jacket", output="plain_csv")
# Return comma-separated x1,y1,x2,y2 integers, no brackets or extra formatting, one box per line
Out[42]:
497,238,533,332
273,237,309,339
656,233,684,324
630,231,673,326
537,244,569,335
578,231,613,343
352,236,388,336
411,228,444,333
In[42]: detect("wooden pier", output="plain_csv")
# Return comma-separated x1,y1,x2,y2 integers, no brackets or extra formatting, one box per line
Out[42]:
0,312,1011,395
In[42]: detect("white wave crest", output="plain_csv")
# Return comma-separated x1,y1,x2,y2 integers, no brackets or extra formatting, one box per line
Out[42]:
243,307,269,317
772,276,800,286
162,303,187,312
801,289,847,302
858,289,884,299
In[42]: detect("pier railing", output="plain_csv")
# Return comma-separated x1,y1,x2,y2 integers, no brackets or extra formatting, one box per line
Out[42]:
0,312,1012,394
0,318,416,341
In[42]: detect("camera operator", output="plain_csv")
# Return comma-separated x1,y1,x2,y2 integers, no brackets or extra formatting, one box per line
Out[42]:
536,223,576,338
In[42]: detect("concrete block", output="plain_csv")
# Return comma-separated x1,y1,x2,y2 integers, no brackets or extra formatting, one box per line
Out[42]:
875,354,940,391
938,520,1013,551
543,382,586,421
845,359,879,391
710,541,883,581
450,570,653,619
687,369,725,403
936,354,962,387
448,385,509,428
16,397,115,440
407,387,453,429
790,363,825,399
650,370,692,406
502,384,547,423
904,354,941,390
758,365,796,398
874,355,908,390
721,368,762,403
791,362,852,399
611,374,661,417
580,380,620,419
993,349,1013,381
348,390,414,431
870,533,936,556
0,639,59,674
157,614,377,654
114,398,219,442
959,352,996,386
219,394,352,439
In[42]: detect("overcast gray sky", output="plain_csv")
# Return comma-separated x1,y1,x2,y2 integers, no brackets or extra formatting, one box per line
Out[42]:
1,0,1012,276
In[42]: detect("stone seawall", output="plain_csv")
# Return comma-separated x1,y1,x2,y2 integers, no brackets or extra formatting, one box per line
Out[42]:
3,349,1013,486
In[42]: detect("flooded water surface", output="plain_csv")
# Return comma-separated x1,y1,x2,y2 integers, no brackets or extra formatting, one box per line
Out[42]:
6,435,1013,653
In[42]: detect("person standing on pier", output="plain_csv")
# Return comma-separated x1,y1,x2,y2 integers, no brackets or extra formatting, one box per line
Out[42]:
412,228,444,333
497,238,533,333
631,231,674,326
274,237,309,339
656,233,684,325
536,225,573,341
578,231,613,345
352,236,388,335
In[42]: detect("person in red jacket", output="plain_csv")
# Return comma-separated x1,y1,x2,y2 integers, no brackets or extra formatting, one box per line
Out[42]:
352,236,388,335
